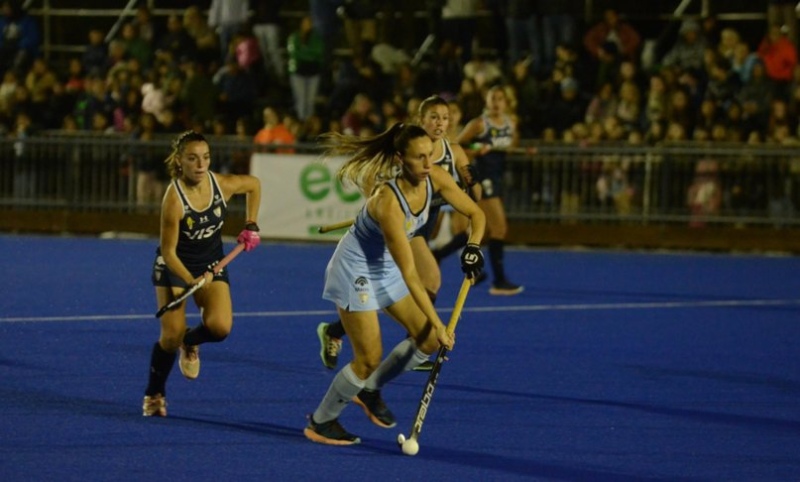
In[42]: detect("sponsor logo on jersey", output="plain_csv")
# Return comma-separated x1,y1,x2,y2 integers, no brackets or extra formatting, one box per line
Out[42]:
354,276,369,304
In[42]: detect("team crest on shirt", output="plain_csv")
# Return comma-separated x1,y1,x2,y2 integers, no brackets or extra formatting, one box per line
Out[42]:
354,276,370,304
404,218,414,233
213,207,222,218
186,217,194,229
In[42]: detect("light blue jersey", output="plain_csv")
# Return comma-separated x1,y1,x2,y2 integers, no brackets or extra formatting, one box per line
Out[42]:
323,176,433,311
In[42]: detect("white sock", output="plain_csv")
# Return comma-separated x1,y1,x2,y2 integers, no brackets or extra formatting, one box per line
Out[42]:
312,364,365,424
365,338,429,391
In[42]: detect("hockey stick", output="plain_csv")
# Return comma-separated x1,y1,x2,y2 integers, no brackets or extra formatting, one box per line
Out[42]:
317,219,354,234
155,243,246,318
397,276,472,456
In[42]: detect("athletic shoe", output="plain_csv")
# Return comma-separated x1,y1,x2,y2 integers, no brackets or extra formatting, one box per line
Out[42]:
317,322,342,370
489,280,524,296
303,415,361,446
142,394,167,417
353,389,397,428
179,343,200,380
412,360,435,372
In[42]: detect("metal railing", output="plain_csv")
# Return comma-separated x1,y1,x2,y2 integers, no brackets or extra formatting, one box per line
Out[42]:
1,134,798,228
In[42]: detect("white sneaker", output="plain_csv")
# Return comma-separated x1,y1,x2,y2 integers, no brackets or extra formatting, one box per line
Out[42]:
179,344,200,380
142,394,167,417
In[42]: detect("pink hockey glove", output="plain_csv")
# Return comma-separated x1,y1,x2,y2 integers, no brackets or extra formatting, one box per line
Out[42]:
237,221,261,252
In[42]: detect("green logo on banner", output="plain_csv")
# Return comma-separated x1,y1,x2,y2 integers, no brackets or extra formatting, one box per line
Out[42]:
299,164,361,203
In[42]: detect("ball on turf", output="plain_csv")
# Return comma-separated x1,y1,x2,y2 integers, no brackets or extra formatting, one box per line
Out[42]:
401,438,419,456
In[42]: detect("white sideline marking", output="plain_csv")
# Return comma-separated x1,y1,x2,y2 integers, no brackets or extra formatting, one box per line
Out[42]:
1,299,798,323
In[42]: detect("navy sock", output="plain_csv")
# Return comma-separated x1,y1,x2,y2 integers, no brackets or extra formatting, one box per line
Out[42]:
489,238,505,284
326,320,346,339
145,342,176,396
183,323,226,346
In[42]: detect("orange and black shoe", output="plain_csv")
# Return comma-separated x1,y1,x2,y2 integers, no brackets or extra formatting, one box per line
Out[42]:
353,389,397,428
303,415,361,446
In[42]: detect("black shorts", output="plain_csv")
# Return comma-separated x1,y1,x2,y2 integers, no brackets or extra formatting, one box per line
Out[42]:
479,174,504,199
151,253,230,288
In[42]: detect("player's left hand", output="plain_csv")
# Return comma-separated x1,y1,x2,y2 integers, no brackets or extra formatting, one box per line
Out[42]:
460,243,484,279
435,323,455,350
237,221,261,252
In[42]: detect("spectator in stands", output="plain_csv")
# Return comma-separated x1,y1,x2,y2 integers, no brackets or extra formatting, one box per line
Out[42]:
120,21,153,68
504,0,539,73
538,0,579,73
643,73,667,130
0,69,18,124
287,15,323,121
231,25,262,73
767,0,798,46
687,158,722,227
215,57,259,124
82,29,109,76
252,0,286,83
254,105,296,152
73,75,114,130
309,0,343,95
665,87,694,134
156,14,196,67
705,56,742,109
767,97,795,137
129,113,165,211
508,58,540,137
731,40,760,84
182,6,218,70
758,23,797,101
141,77,167,124
717,27,741,61
583,9,641,64
615,80,641,131
341,92,380,137
463,53,503,92
208,0,249,64
11,109,34,198
25,57,59,127
550,76,586,136
0,0,40,76
341,0,379,63
179,57,217,128
133,4,156,46
695,98,720,135
662,19,708,72
584,81,618,125
441,0,479,64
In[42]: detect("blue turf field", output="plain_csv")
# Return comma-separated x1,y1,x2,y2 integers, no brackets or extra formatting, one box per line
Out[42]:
1,234,799,481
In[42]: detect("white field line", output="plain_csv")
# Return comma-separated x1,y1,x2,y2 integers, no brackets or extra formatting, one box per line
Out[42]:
1,298,798,323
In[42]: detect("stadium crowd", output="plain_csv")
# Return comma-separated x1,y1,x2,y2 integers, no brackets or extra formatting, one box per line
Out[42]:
1,0,799,149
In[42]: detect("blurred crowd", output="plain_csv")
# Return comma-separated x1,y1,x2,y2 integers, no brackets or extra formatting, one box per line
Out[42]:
1,0,800,150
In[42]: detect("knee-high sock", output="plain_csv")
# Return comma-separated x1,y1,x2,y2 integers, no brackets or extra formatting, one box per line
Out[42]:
364,338,430,391
488,238,506,284
433,232,468,262
145,342,176,396
183,323,226,346
312,364,365,424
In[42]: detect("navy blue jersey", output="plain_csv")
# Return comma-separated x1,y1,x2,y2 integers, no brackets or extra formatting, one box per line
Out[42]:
169,172,228,271
430,138,460,209
474,114,514,178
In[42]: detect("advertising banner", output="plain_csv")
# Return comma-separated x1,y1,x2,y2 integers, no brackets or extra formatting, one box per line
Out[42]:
250,154,363,239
